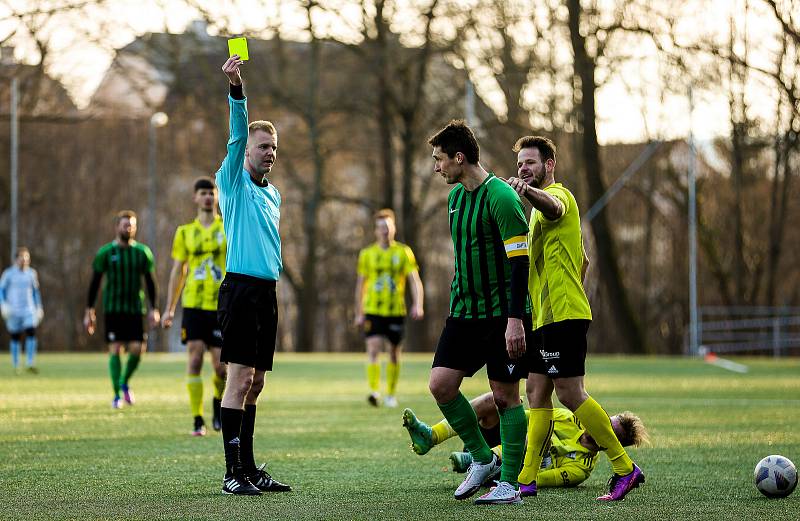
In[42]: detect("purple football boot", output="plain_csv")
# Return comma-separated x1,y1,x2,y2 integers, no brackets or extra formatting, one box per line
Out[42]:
596,464,644,501
519,481,538,497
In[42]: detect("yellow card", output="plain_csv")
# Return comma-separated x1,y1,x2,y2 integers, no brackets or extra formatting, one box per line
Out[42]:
227,37,249,61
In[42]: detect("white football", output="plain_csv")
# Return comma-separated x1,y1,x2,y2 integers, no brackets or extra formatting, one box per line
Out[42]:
754,455,798,498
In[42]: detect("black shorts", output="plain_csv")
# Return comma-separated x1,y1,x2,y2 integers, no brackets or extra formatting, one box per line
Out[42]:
217,273,278,371
363,315,405,346
432,316,531,383
104,313,145,343
181,308,223,348
527,319,590,378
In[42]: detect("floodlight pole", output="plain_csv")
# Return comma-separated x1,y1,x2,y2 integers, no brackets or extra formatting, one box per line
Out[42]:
688,87,699,355
10,76,18,262
147,112,168,249
147,111,168,352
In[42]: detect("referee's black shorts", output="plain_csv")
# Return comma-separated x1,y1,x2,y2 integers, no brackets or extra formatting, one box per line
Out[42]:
217,273,278,371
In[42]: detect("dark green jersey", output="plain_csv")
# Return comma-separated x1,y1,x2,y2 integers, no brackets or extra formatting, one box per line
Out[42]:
92,241,155,314
448,174,529,318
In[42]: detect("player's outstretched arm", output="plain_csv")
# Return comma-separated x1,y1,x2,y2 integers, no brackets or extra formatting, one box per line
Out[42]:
504,177,564,220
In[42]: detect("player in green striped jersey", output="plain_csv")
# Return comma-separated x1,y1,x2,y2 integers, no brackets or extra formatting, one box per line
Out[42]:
84,211,160,409
427,120,530,505
506,136,644,501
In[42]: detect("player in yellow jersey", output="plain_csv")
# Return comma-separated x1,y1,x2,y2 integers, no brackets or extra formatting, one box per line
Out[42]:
506,136,644,500
162,177,227,436
354,209,424,408
402,392,648,490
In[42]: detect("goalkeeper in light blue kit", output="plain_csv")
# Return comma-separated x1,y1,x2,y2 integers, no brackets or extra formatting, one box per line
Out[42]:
0,247,44,373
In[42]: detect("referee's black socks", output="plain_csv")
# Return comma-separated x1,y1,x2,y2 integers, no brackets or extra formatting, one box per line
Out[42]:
239,404,258,471
221,407,244,476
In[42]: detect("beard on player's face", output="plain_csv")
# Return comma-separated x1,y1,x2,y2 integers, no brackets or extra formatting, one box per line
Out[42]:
528,163,546,188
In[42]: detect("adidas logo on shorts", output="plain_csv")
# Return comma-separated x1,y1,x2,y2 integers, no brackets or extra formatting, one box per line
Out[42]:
547,365,558,375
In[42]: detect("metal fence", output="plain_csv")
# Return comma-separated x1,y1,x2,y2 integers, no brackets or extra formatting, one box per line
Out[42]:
688,306,800,357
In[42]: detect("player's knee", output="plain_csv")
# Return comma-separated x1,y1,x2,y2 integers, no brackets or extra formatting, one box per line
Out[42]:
249,377,264,396
24,328,36,338
553,388,584,411
229,372,254,395
10,332,22,341
429,380,456,403
188,358,202,374
493,394,513,411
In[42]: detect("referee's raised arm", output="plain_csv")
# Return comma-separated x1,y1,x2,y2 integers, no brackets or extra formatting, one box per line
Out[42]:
215,55,248,189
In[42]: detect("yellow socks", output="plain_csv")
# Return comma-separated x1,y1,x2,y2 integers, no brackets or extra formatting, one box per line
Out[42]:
211,372,226,400
431,420,457,445
574,396,634,475
367,363,380,393
518,408,554,485
386,362,399,396
187,375,203,417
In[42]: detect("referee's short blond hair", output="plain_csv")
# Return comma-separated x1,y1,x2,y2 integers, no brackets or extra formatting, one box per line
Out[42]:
248,120,277,137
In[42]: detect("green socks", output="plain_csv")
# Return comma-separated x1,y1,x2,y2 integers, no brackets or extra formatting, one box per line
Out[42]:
498,404,527,486
109,354,121,397
437,392,493,464
121,354,141,386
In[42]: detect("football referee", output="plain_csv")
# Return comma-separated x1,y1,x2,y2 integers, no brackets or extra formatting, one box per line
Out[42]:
213,55,291,496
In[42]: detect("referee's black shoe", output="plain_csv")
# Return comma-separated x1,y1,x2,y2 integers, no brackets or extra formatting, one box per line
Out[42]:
246,463,292,492
222,472,261,495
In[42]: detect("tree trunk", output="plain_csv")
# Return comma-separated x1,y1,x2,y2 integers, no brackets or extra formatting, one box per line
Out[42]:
294,4,324,352
375,0,395,210
567,0,645,353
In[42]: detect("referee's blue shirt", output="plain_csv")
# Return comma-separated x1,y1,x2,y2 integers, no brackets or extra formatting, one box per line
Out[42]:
215,95,282,281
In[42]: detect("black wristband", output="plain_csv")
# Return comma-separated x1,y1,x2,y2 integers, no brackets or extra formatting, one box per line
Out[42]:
229,83,244,100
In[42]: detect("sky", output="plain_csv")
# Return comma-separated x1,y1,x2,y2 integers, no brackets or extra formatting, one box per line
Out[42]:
0,0,789,144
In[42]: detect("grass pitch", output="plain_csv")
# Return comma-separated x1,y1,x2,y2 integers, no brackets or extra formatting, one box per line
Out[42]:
0,353,798,520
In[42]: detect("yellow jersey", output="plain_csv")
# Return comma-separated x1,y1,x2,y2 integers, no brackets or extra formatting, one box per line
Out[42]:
171,216,226,311
528,183,592,329
538,408,598,487
357,241,418,317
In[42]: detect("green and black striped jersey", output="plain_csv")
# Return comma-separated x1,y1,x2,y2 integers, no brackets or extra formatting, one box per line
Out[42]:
448,174,529,318
92,241,155,314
